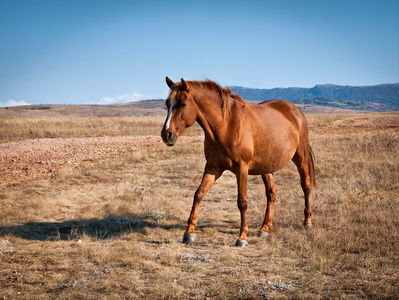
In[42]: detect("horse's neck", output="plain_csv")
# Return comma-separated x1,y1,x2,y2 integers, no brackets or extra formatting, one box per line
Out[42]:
194,91,231,142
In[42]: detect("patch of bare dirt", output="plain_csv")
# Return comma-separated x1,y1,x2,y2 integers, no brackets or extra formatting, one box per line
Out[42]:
0,136,164,187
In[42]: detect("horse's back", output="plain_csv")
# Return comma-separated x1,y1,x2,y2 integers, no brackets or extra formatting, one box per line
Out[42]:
256,99,306,128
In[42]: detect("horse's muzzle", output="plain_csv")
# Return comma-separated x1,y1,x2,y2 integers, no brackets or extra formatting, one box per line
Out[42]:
162,131,177,146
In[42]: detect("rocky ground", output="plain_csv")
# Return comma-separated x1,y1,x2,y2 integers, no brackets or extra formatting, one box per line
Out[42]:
0,136,164,187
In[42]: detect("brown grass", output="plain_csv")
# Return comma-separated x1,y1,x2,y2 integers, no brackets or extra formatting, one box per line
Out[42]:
0,111,398,299
0,116,206,143
0,116,204,143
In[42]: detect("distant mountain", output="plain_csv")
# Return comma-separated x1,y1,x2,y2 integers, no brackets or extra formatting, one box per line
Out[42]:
230,83,399,111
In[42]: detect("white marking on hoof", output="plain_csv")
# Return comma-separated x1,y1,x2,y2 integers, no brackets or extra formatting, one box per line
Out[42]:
257,231,269,238
235,239,248,247
182,233,196,244
304,223,313,229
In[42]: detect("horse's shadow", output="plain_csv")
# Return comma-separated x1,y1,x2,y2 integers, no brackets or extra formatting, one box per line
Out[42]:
0,215,183,241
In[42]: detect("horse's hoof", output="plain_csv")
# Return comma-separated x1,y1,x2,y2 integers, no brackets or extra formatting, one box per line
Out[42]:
235,239,248,247
257,230,269,238
182,233,196,244
304,223,313,229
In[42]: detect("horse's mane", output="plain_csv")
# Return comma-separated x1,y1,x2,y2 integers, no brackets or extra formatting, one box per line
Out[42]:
188,79,246,117
166,79,246,117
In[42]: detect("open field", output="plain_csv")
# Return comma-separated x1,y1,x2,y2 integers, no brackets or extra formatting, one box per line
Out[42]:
0,108,398,299
0,101,362,143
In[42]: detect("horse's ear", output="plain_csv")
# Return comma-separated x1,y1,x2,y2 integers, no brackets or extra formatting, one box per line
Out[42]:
166,76,175,88
181,78,189,91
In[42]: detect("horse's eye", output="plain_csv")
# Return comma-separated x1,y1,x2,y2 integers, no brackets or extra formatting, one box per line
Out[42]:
181,103,187,107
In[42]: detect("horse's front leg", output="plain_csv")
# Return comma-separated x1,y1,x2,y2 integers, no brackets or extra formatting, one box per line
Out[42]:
235,165,249,247
183,165,222,244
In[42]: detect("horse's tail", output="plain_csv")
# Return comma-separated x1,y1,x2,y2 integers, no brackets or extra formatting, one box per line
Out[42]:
308,145,316,188
292,108,316,189
297,112,316,189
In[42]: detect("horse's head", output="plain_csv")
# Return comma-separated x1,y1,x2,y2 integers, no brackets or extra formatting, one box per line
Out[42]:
161,77,197,146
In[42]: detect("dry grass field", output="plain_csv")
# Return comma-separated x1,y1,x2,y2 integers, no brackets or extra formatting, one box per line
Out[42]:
0,105,398,299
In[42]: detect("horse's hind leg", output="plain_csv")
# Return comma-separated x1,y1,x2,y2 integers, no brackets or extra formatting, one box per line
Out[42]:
292,149,314,227
258,173,277,237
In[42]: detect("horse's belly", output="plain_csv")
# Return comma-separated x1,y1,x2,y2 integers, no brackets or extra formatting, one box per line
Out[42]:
248,154,293,175
249,135,298,175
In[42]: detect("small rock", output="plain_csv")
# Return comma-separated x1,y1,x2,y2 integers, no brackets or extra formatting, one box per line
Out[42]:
57,283,69,290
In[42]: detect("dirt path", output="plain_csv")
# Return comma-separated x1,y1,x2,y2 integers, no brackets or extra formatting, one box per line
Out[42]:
0,136,164,187
1,112,397,188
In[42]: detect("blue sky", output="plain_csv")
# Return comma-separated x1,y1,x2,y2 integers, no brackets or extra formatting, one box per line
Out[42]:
0,0,398,107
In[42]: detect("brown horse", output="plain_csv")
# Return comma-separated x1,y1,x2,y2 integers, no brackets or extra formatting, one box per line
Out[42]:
161,77,315,247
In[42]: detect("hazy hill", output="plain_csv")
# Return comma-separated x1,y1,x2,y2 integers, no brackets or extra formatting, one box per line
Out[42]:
1,99,365,119
231,83,399,111
2,83,398,115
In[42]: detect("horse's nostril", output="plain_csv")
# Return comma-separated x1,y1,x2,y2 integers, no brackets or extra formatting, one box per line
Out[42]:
167,131,172,140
